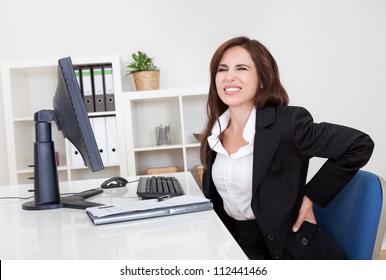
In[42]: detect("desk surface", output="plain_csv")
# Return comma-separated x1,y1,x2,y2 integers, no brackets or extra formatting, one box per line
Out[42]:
0,172,247,260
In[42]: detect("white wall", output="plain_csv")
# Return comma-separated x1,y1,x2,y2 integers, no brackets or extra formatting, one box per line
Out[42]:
0,0,385,185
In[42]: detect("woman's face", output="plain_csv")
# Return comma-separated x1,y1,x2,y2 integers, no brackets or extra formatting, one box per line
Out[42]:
215,46,259,109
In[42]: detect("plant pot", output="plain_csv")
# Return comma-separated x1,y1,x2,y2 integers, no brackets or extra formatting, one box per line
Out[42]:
133,71,160,91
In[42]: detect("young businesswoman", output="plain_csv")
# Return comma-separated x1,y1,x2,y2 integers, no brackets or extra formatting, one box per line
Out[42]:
200,36,374,260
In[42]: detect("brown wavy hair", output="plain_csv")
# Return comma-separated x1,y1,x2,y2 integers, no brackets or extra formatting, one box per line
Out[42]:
200,36,289,167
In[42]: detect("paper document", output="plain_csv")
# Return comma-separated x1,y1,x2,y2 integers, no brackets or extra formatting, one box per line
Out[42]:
86,195,213,225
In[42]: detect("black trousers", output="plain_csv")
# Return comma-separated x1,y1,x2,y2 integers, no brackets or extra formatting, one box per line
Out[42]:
227,216,272,260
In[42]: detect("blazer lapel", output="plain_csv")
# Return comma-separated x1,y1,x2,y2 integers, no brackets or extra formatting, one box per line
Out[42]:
203,147,216,198
252,107,280,194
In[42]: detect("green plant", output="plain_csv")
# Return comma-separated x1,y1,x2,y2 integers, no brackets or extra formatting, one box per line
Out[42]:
126,50,159,75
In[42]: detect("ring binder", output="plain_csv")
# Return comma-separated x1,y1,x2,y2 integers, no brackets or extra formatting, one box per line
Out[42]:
80,66,95,112
103,65,115,111
92,66,106,112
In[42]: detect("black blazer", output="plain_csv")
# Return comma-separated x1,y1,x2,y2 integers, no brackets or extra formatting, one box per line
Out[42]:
203,106,374,259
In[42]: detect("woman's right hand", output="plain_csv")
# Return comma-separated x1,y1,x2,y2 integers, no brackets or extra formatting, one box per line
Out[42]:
292,195,317,232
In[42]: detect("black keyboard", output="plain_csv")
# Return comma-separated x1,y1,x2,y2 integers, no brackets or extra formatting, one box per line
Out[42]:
136,176,185,199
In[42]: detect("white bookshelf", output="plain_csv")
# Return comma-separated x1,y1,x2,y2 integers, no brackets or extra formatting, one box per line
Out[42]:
2,54,208,186
1,55,129,184
121,87,208,179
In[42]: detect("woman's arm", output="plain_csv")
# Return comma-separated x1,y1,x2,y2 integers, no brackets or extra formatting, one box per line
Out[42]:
291,107,374,207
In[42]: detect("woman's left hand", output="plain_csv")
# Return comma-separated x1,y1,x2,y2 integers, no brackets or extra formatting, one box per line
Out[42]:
292,195,317,232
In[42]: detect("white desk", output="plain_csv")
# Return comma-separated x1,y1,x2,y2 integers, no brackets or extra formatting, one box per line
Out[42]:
0,172,247,260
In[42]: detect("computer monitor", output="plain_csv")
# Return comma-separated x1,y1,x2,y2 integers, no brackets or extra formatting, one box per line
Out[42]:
22,57,105,210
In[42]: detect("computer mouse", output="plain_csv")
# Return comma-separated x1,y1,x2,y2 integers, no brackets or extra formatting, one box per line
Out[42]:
101,177,128,189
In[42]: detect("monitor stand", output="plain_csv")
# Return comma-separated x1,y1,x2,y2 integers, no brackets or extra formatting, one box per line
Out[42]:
22,110,103,210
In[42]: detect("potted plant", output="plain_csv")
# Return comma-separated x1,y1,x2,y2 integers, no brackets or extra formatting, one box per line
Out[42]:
126,50,160,91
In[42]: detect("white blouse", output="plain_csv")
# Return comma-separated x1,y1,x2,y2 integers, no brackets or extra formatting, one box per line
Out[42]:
207,108,256,220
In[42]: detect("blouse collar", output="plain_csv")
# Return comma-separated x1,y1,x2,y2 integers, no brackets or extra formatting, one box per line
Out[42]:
208,107,256,156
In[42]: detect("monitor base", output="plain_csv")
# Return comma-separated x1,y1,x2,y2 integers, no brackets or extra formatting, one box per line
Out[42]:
22,188,104,210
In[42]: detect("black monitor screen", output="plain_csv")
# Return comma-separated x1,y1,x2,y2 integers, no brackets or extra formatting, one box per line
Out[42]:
54,57,104,172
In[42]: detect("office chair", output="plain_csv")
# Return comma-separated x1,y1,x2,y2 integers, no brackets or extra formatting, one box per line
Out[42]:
313,170,386,260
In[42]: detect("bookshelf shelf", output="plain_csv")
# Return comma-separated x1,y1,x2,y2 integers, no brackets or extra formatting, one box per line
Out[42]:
122,87,208,181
